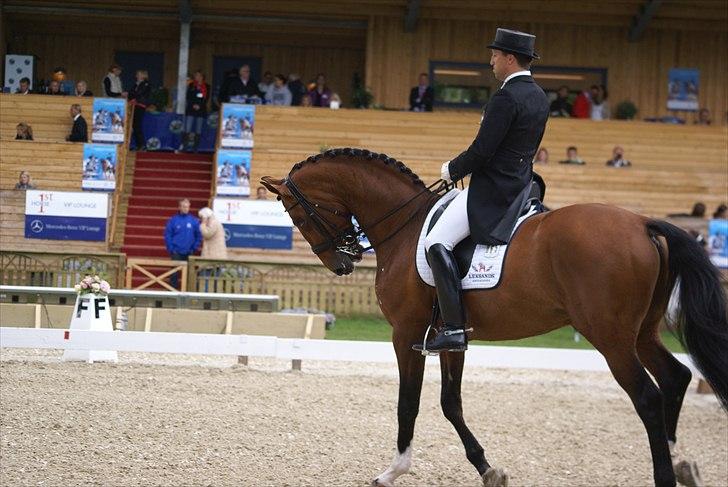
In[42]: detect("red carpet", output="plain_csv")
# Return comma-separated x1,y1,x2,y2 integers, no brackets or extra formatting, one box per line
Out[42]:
122,152,212,261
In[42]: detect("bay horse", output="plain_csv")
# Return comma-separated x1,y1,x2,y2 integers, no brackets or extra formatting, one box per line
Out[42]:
261,148,728,487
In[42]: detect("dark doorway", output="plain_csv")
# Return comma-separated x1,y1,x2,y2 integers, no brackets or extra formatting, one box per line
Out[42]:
212,56,262,105
114,51,165,90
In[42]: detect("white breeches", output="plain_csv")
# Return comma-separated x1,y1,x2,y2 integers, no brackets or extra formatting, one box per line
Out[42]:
424,187,471,251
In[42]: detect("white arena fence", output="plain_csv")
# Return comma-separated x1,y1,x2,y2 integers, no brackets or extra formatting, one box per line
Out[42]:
0,327,699,374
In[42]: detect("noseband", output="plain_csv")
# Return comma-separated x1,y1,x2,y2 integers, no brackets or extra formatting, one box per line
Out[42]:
281,177,450,256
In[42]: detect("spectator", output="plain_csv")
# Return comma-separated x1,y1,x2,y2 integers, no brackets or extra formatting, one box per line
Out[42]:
258,71,274,96
534,147,549,164
14,171,36,190
183,70,210,152
164,198,202,289
15,122,33,140
46,80,64,96
549,85,571,117
128,69,151,151
571,88,591,118
559,146,585,165
198,207,228,260
590,84,610,120
308,73,332,107
691,202,706,218
256,186,268,200
16,77,32,95
75,80,93,97
227,65,263,101
301,93,313,107
103,64,126,98
695,108,712,126
66,104,88,142
265,74,292,106
606,145,631,167
329,93,342,109
409,73,433,112
713,204,727,219
287,73,306,106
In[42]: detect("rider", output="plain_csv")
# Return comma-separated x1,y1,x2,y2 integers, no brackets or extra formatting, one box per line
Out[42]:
422,28,550,353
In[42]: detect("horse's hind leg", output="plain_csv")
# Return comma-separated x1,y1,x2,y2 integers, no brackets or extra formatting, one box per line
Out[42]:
439,352,506,487
637,328,699,487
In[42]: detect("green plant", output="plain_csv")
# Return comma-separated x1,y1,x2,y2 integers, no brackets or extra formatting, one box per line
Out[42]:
351,72,373,109
615,100,638,120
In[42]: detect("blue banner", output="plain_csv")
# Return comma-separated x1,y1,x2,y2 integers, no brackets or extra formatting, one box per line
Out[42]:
24,215,107,241
82,143,118,191
132,112,218,152
91,98,127,143
220,104,255,149
222,224,292,249
667,68,700,111
708,219,727,268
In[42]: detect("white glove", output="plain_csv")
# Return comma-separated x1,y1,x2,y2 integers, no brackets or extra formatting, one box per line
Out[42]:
440,161,452,182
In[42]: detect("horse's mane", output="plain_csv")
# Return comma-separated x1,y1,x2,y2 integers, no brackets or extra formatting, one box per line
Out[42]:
289,147,426,189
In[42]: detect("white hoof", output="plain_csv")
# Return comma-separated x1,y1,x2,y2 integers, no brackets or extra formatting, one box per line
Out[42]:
482,467,509,487
674,459,703,487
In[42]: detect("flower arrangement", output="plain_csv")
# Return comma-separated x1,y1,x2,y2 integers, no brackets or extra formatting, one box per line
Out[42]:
74,275,111,295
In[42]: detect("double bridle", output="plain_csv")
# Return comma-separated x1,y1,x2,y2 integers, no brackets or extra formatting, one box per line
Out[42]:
281,177,450,257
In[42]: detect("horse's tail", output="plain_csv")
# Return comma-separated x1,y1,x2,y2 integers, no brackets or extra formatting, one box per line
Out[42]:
646,219,728,410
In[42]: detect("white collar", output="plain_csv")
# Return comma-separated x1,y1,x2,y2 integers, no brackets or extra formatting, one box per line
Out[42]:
73,113,81,121
501,70,531,88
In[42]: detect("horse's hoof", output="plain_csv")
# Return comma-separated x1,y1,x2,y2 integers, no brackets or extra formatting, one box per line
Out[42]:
482,467,509,487
371,478,393,487
674,460,703,487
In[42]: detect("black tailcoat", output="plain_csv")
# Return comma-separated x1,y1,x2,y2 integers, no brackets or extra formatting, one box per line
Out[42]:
68,115,88,142
448,75,549,245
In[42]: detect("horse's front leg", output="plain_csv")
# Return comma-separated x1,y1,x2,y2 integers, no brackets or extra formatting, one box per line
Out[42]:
372,332,426,487
440,352,508,487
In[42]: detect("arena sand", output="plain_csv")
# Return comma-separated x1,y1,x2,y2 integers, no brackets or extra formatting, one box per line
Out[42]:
1,349,726,487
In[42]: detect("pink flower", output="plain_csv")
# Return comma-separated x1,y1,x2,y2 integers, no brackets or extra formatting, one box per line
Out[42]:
80,281,89,289
100,281,111,294
83,276,94,285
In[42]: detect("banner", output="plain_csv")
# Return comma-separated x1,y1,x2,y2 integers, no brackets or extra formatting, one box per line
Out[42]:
82,143,118,191
219,104,255,149
708,219,727,268
91,98,126,143
213,198,292,249
216,149,252,196
667,68,699,111
25,190,108,241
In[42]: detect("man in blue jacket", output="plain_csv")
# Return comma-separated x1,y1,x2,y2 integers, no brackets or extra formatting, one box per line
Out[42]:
164,198,202,289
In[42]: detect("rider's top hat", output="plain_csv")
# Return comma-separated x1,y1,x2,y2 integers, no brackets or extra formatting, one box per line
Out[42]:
487,28,540,59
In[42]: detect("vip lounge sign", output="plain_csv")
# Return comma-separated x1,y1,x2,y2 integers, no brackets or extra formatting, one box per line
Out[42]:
213,198,293,249
25,190,109,241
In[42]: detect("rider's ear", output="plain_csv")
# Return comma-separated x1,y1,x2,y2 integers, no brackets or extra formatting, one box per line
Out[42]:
260,177,290,198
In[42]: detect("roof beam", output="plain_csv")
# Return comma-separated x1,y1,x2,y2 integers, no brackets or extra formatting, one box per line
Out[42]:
404,0,421,32
628,0,663,42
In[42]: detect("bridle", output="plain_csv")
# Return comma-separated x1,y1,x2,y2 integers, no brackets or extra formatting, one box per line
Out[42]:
281,177,451,257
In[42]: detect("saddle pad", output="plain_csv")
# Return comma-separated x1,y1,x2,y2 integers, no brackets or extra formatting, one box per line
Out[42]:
416,189,538,290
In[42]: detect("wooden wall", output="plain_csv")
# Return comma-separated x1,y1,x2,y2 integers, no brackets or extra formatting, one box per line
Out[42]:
365,16,728,121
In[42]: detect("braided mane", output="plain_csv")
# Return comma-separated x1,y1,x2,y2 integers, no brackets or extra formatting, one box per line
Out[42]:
289,148,426,188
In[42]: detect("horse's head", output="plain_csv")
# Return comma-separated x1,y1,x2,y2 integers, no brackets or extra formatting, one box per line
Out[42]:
260,176,362,276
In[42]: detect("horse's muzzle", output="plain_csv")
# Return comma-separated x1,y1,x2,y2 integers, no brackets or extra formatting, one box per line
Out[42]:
334,253,355,276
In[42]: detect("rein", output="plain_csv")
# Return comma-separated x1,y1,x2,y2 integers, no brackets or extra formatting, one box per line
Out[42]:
282,177,452,256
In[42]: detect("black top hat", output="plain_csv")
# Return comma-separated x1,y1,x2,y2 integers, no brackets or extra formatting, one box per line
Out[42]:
487,28,540,60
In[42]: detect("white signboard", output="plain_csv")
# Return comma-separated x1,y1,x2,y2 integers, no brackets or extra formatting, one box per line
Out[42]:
25,190,109,241
212,198,293,249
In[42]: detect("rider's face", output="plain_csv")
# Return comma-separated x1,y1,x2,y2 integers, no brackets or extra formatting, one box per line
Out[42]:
490,50,509,82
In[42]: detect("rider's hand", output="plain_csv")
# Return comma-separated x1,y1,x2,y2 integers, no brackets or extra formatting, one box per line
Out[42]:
441,161,452,182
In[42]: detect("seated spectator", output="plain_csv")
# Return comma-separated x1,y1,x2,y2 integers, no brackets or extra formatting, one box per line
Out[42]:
409,73,433,112
103,64,126,98
308,73,332,107
256,186,268,200
287,73,305,106
329,93,342,109
694,108,712,126
571,89,591,118
713,204,727,219
75,80,93,97
606,145,631,167
14,171,36,190
300,93,313,107
227,65,263,102
15,122,33,140
668,202,707,218
265,74,292,106
590,84,609,120
16,77,32,95
198,207,227,260
559,146,585,165
549,85,571,117
258,71,274,96
533,147,549,164
46,80,64,96
66,104,88,142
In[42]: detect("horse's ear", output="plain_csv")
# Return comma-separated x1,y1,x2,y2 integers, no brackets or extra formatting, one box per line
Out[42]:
260,176,288,196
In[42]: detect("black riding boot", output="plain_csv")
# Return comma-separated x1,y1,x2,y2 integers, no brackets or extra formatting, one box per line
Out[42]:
423,243,468,352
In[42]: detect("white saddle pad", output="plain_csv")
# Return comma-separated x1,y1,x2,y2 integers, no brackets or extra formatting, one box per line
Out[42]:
416,189,538,290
